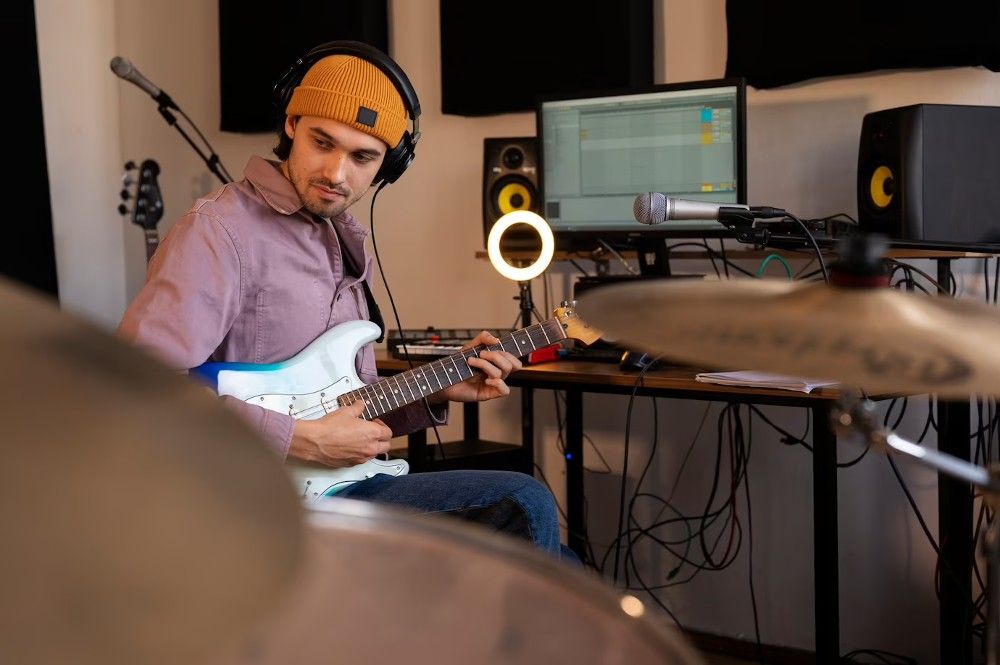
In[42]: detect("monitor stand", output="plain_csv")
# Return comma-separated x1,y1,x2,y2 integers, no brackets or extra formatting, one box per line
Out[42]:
636,238,671,276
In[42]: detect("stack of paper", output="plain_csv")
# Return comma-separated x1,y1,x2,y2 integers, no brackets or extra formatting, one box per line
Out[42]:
695,370,839,394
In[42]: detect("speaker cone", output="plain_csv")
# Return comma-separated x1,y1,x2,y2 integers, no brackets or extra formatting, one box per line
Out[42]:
490,176,536,218
869,165,895,209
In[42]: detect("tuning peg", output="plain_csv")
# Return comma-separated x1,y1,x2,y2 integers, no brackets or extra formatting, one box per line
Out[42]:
137,199,147,209
117,203,128,215
136,213,146,223
124,160,136,170
120,189,130,200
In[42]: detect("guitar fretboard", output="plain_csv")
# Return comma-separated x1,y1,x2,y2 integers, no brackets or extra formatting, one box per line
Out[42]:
337,318,566,420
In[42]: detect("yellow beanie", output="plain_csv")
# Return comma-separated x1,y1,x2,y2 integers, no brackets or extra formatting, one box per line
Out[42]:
285,54,407,148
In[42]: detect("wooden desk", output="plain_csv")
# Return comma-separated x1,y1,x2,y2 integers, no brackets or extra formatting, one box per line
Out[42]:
377,350,843,663
474,247,998,263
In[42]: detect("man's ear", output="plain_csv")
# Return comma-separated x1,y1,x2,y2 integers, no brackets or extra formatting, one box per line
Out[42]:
284,115,298,140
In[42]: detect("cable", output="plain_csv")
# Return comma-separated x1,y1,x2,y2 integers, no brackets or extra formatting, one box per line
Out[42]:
718,238,730,278
743,405,763,663
702,238,722,278
884,259,949,294
756,253,794,279
664,242,757,278
612,361,658,583
783,212,828,283
176,107,234,182
568,258,590,276
368,182,447,459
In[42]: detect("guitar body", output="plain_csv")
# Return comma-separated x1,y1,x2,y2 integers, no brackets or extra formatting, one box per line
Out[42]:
192,304,601,504
193,320,409,501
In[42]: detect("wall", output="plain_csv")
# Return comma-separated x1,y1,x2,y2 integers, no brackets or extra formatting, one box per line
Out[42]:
34,0,128,327
35,0,1000,661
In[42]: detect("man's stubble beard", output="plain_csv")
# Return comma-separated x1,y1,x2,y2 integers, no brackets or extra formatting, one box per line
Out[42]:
286,161,357,219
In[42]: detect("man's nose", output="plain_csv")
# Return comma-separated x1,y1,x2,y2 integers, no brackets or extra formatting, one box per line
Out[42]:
322,151,348,184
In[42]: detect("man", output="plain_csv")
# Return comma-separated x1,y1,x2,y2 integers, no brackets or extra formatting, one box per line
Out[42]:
119,43,573,559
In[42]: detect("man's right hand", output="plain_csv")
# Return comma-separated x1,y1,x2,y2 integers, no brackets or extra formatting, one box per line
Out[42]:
287,400,393,468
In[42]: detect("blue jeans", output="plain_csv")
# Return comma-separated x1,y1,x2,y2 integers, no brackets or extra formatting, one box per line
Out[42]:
338,470,578,562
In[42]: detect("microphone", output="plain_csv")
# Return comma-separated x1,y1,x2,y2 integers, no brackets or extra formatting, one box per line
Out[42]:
109,57,177,110
633,192,785,225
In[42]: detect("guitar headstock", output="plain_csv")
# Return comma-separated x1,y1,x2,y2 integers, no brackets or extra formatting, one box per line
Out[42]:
118,159,163,230
553,301,602,346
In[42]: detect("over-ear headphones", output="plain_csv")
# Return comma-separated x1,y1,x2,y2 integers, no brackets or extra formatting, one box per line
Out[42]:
272,40,421,185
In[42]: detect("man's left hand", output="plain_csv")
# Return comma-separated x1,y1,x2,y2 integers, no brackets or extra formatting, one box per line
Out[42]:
429,331,522,404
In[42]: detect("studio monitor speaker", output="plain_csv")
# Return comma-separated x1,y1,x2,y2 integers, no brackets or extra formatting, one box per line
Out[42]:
482,137,542,251
857,104,1000,248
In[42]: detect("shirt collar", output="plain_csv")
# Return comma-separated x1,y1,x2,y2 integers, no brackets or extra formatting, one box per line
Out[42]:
243,155,369,241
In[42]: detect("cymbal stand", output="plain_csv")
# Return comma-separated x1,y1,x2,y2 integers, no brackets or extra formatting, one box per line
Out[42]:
832,394,999,664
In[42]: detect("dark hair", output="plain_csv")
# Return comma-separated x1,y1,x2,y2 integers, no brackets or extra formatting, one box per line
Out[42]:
272,116,294,160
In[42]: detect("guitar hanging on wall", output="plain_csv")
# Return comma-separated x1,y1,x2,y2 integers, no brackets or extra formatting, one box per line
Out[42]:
118,159,164,264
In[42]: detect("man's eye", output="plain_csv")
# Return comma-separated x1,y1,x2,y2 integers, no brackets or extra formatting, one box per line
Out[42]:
315,140,331,150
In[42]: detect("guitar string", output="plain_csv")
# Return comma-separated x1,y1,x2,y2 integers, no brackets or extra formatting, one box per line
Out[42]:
287,319,565,421
290,321,560,421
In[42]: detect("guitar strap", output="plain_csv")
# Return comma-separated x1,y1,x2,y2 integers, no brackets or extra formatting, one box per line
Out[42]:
333,222,385,343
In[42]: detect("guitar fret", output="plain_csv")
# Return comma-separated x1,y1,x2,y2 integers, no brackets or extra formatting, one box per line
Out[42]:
449,355,468,381
401,371,418,402
321,317,572,422
359,385,376,420
431,362,445,391
385,378,401,409
370,383,389,417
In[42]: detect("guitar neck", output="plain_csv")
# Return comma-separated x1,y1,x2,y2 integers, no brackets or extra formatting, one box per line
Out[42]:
143,228,160,263
338,318,566,421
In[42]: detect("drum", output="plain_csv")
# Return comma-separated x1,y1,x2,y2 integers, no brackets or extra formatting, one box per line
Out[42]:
214,499,703,664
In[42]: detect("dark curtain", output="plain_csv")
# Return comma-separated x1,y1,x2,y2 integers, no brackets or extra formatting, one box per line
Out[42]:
726,1,1000,89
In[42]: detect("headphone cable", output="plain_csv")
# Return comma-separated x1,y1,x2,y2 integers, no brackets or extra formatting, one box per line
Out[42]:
369,181,448,458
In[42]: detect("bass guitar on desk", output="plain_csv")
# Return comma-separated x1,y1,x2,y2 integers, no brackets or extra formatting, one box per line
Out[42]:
192,304,601,502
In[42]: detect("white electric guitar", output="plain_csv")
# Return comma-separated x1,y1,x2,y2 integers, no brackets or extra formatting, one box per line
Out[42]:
192,305,600,502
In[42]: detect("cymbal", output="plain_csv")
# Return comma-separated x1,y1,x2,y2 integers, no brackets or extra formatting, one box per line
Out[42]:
0,279,303,664
576,278,1000,398
212,500,703,664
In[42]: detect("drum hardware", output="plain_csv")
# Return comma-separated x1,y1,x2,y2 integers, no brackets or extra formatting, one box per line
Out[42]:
0,277,303,665
832,394,1000,665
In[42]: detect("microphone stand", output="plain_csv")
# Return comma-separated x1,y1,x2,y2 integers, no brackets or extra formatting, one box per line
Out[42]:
716,207,834,282
156,104,232,186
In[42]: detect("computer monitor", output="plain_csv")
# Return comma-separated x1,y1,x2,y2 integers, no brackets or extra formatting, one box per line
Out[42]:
537,78,746,251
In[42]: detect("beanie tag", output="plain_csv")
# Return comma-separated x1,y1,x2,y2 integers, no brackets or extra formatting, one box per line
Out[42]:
356,106,378,128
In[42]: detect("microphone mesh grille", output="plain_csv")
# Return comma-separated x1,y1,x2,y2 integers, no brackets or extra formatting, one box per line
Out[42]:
632,192,666,224
633,193,651,224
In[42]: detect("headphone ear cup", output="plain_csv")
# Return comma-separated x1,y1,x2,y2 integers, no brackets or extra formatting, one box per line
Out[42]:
375,132,415,184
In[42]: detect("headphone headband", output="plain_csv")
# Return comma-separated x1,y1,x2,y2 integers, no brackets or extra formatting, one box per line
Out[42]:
273,40,420,184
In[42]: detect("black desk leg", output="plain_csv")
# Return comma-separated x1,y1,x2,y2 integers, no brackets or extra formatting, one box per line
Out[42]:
522,387,534,472
565,389,585,558
936,256,974,665
812,403,840,664
938,397,973,664
407,427,428,472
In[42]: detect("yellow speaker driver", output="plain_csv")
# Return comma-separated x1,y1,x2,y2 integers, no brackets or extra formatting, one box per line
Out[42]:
497,182,533,214
869,165,895,209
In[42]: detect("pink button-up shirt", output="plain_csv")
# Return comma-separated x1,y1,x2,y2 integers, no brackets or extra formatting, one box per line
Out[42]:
119,156,443,456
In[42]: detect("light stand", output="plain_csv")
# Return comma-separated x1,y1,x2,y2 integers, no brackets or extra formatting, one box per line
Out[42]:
516,279,534,329
832,395,999,664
